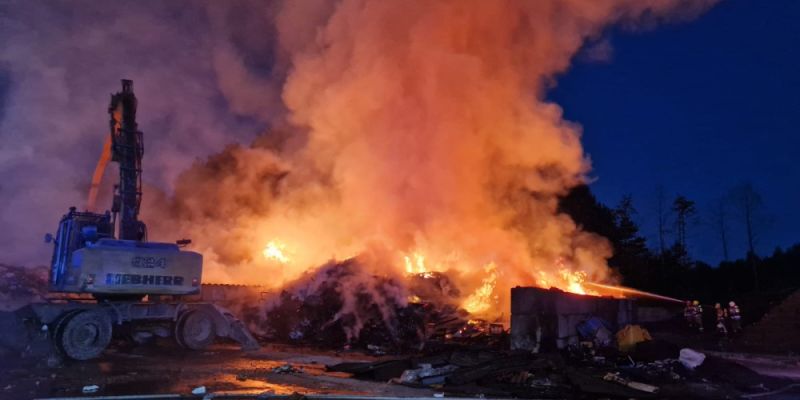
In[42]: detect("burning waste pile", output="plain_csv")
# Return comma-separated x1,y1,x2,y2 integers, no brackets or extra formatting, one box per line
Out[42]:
261,259,426,349
257,258,507,352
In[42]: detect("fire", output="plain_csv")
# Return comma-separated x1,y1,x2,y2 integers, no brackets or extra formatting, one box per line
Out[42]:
408,294,422,304
404,252,427,274
259,242,602,315
462,262,498,315
400,249,505,314
262,240,290,264
154,0,712,321
560,269,588,295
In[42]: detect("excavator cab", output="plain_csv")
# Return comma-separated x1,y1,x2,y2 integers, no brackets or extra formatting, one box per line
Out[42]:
47,207,114,292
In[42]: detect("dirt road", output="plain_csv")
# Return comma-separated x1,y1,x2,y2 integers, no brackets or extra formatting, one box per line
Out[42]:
0,343,433,399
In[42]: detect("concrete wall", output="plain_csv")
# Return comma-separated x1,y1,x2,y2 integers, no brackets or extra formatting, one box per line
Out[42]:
510,286,636,351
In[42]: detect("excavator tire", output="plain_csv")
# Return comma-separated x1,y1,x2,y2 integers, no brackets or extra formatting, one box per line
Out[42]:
175,309,216,350
56,309,112,360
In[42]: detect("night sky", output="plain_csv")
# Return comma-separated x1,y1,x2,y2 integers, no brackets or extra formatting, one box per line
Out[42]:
550,0,800,264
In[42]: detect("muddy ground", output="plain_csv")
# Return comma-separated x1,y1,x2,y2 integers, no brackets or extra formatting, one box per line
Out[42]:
0,342,435,399
3,338,800,400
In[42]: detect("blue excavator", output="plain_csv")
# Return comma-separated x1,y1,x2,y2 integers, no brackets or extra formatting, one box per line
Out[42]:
34,80,258,360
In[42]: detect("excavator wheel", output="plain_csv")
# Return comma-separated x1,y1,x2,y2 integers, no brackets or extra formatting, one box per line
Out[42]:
56,309,113,360
175,309,216,350
52,309,82,339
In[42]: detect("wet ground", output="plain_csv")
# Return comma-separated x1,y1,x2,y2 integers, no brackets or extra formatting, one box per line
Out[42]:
2,339,800,399
0,342,434,399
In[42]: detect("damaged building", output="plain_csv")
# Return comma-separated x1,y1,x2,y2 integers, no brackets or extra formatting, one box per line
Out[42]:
511,287,677,352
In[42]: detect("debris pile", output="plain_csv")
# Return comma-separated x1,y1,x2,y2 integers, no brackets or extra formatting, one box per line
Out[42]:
193,283,268,336
437,319,509,348
260,260,503,352
0,264,49,311
262,260,428,350
0,265,54,361
328,340,792,399
739,289,800,353
272,363,303,374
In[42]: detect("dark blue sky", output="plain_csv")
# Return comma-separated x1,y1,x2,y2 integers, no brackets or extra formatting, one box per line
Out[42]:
550,0,800,264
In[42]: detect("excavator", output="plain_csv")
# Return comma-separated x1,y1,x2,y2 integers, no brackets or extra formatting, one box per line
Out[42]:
33,80,259,360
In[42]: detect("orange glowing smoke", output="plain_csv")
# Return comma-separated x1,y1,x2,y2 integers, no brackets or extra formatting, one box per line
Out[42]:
87,105,123,212
151,0,715,319
86,134,112,211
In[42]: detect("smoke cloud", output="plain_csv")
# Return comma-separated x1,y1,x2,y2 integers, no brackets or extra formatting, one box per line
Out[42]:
0,1,285,263
153,0,715,315
1,1,714,317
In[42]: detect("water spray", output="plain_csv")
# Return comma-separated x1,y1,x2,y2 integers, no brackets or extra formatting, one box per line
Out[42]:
585,282,684,304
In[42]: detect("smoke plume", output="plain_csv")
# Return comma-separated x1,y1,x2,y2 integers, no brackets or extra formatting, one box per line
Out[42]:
153,0,715,316
1,1,714,318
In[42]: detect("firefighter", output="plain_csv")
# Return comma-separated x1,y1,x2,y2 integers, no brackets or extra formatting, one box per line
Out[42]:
714,303,728,335
693,300,704,332
728,301,742,333
684,300,695,328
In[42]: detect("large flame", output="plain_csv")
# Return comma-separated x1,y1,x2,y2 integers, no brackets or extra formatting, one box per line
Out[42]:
403,252,428,275
146,0,714,319
262,240,291,264
462,262,498,314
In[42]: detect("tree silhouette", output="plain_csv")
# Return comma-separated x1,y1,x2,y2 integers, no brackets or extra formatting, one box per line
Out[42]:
708,197,731,261
558,184,796,304
729,182,766,291
730,183,764,258
654,186,670,255
672,195,696,259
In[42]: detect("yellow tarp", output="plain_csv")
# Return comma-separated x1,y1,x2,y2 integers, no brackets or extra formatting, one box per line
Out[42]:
616,324,652,352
